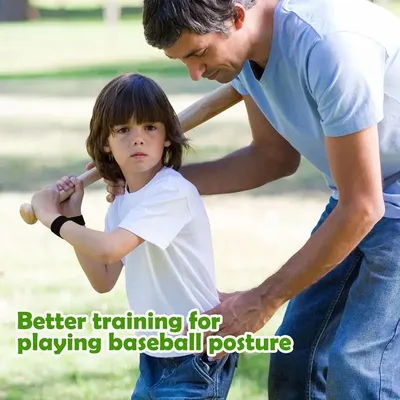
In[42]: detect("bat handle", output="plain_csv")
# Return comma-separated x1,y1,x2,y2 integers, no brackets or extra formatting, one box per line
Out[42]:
19,168,102,225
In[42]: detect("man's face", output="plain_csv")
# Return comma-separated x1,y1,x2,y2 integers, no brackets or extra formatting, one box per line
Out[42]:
164,29,248,84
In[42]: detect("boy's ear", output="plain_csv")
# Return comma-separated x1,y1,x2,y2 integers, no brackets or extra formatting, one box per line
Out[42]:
104,145,110,153
164,140,171,147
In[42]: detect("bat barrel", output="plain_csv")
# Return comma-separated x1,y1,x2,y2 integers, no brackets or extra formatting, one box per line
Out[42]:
20,203,37,225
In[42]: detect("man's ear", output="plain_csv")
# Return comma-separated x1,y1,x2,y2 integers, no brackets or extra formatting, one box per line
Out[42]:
233,4,246,29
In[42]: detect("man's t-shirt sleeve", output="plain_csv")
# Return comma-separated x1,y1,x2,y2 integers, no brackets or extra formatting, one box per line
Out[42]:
118,180,192,251
306,32,386,136
231,74,249,96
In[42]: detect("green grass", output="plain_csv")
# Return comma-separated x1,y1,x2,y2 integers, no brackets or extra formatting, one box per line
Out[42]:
29,0,400,13
0,154,328,194
0,20,165,77
0,59,187,80
388,0,400,15
31,0,142,8
0,109,328,194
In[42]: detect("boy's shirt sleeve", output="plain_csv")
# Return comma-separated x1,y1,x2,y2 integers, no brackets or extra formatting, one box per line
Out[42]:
306,31,386,137
104,207,113,233
104,202,126,264
118,179,192,251
104,201,119,233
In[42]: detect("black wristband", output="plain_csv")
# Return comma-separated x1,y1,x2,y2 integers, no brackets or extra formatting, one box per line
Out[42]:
69,215,85,226
50,215,70,238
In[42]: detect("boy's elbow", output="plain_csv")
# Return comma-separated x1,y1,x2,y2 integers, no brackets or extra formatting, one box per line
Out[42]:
93,284,113,294
100,251,120,266
99,241,121,265
90,268,118,294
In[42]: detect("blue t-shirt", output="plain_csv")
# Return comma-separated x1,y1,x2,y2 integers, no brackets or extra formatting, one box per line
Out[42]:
231,0,400,218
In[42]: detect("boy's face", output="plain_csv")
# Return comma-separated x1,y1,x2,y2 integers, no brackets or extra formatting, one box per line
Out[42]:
105,118,170,175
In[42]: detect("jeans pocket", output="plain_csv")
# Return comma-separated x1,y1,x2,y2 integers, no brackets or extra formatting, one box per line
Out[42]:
192,354,219,385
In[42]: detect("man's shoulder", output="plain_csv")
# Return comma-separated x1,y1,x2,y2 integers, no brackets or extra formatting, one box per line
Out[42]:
279,0,398,44
279,0,352,32
233,0,396,89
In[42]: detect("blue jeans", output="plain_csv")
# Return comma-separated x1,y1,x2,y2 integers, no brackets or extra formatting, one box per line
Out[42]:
131,352,239,399
269,197,400,400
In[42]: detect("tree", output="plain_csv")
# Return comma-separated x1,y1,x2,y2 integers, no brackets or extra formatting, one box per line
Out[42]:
0,0,30,22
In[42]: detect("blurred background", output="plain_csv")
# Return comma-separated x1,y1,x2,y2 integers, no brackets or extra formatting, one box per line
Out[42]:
0,1,398,399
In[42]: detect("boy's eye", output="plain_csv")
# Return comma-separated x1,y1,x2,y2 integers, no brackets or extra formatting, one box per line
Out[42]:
145,125,157,131
116,127,129,134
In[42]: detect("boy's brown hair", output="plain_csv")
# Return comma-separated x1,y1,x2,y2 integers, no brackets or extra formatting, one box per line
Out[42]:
86,73,190,183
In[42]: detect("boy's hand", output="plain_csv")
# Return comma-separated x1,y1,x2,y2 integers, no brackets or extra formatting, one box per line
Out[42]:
56,176,84,217
86,161,125,203
31,185,62,226
31,185,60,214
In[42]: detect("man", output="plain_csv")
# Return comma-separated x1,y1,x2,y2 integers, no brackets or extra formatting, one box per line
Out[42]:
102,0,400,398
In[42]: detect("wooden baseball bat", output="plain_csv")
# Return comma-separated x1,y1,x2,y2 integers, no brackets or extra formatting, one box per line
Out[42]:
19,83,243,225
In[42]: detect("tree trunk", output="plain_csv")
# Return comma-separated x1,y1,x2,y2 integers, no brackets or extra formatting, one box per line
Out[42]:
0,0,30,22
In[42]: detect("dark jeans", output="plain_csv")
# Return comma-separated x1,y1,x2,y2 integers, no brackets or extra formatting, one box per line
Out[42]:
131,352,239,399
269,197,400,399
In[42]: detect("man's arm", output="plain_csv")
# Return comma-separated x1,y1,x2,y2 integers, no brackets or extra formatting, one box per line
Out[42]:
203,125,385,354
180,95,301,195
260,32,386,303
260,32,386,304
260,125,384,307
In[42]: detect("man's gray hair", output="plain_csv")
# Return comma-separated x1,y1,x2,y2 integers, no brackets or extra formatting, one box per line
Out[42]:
143,0,255,49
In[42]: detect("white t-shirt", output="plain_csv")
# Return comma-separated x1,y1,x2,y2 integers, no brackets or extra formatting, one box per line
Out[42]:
104,167,220,357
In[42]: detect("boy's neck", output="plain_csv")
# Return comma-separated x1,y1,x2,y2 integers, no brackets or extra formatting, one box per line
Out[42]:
124,163,164,193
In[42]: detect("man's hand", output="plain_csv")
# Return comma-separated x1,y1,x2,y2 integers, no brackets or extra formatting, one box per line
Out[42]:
203,287,281,360
218,290,245,302
85,161,125,203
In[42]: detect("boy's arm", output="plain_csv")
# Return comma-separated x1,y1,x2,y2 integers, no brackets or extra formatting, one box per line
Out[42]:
39,211,143,264
34,180,190,268
31,182,130,292
73,249,123,293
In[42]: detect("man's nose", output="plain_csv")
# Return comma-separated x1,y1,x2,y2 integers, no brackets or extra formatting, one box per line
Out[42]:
186,60,206,81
